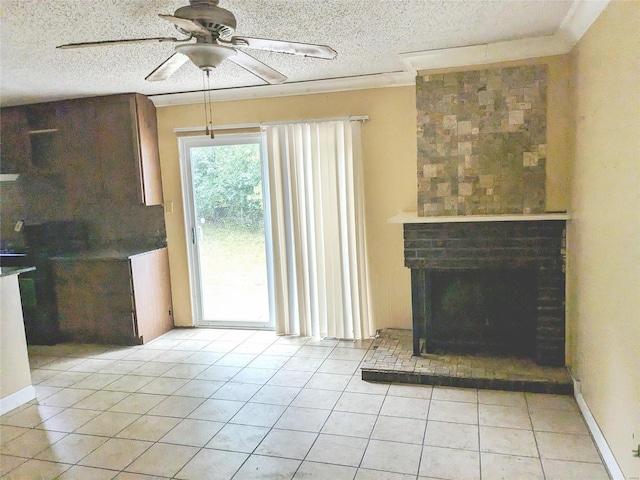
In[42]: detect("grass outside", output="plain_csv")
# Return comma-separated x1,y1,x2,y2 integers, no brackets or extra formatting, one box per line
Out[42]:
197,221,269,323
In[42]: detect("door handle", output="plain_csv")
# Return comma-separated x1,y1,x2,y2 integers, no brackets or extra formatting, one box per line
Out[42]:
192,226,204,244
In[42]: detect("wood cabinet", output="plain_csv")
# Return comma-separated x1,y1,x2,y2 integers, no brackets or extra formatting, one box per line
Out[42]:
52,248,173,345
0,108,30,174
94,94,163,206
0,93,163,206
0,103,61,175
55,100,102,207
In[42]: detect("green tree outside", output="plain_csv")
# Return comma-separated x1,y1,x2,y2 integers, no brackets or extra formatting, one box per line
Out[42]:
191,143,263,230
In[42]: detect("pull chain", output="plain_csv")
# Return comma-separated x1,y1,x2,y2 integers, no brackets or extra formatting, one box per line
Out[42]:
206,70,215,139
202,71,209,136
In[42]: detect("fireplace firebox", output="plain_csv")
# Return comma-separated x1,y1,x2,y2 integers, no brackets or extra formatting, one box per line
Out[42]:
404,219,566,366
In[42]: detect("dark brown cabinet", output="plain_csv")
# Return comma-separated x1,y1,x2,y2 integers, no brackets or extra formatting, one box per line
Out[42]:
2,94,169,346
94,94,163,206
0,104,61,175
1,108,28,174
56,100,102,207
0,94,163,206
53,248,173,345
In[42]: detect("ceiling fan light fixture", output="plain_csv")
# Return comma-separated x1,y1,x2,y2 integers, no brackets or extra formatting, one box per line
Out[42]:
175,43,235,70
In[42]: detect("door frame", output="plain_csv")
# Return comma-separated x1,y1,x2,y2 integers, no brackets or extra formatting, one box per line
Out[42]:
178,132,275,329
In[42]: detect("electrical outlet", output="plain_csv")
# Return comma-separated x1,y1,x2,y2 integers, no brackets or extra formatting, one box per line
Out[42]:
14,220,24,232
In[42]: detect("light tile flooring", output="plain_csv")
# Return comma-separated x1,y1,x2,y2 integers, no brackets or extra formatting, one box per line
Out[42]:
1,328,610,480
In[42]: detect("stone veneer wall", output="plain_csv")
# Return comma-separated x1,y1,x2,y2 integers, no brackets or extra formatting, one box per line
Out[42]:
416,65,548,216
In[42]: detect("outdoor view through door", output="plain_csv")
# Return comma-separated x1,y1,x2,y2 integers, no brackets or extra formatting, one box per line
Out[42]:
182,133,272,328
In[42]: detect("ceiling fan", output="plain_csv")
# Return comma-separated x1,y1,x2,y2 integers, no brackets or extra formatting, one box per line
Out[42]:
57,0,337,85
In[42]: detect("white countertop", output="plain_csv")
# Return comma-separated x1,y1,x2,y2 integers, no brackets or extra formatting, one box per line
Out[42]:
0,266,35,278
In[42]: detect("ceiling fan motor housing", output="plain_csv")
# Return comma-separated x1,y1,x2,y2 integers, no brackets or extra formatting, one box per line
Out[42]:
175,1,237,38
175,43,236,70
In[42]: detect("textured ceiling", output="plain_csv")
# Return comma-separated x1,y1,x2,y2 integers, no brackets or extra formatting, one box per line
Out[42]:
0,0,575,107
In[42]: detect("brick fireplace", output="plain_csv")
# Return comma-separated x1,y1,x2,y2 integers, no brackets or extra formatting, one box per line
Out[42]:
403,216,567,366
398,61,569,367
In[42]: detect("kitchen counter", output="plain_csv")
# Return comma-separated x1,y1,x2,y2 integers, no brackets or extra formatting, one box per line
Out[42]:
50,246,165,261
0,266,36,414
51,247,173,345
0,266,35,277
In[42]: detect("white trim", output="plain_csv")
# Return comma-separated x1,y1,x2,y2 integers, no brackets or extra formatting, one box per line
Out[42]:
400,35,570,72
0,385,36,416
0,174,20,182
177,136,200,327
260,116,369,127
387,212,570,224
572,378,625,480
558,0,610,46
175,123,261,133
172,116,369,134
149,72,414,107
401,0,609,72
178,132,275,329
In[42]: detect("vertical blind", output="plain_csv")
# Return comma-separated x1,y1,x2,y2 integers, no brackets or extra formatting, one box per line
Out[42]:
263,120,373,340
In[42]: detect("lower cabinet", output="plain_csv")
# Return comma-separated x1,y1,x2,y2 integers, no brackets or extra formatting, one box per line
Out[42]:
53,248,173,345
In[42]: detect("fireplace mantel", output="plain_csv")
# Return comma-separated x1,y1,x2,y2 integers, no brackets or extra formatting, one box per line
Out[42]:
388,212,570,224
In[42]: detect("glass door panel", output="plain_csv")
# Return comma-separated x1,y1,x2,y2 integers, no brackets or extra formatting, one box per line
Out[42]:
182,133,273,328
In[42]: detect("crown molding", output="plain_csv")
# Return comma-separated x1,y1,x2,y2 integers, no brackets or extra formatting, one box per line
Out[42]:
558,0,610,45
400,0,609,73
150,71,415,107
399,35,570,73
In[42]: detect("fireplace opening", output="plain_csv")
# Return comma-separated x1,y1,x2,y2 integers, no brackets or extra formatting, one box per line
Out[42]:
429,269,537,357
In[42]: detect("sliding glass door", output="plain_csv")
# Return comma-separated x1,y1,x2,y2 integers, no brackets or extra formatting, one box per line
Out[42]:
180,133,273,328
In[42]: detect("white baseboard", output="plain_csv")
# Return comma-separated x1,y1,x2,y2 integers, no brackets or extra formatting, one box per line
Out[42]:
0,385,36,416
573,378,625,480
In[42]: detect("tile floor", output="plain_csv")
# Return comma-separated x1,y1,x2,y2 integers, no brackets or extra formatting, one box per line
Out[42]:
0,328,610,480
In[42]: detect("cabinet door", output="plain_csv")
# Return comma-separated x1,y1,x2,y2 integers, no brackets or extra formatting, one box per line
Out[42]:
130,248,173,343
95,96,142,204
134,95,163,206
0,107,30,174
1,103,69,180
54,259,136,344
56,100,104,207
24,103,62,173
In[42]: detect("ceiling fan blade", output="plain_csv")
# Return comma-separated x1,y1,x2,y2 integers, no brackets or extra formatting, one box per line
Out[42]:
227,50,287,85
57,37,184,49
230,37,337,59
159,14,210,36
145,52,189,82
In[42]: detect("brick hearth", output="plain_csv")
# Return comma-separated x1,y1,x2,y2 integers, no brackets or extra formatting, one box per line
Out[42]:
361,329,573,394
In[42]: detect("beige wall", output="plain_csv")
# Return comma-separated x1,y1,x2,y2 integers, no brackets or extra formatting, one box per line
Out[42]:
157,63,573,332
566,1,640,477
156,87,418,330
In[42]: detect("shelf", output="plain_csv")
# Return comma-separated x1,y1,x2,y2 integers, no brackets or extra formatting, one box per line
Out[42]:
0,174,20,182
28,129,59,135
388,212,571,224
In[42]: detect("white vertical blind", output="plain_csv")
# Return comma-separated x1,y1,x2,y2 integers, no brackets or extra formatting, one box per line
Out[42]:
264,120,373,339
